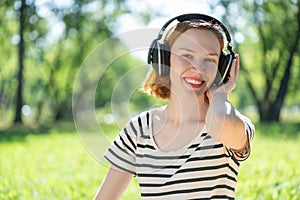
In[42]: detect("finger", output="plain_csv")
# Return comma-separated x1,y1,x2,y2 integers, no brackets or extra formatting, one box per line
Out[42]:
229,58,236,80
234,54,240,75
230,54,239,80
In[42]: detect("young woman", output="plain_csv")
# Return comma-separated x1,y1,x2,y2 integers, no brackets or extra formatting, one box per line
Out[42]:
94,14,254,199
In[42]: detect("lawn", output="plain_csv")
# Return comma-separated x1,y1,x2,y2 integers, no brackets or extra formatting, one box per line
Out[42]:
0,122,299,199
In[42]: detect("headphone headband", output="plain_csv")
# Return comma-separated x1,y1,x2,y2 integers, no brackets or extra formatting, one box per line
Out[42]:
156,13,232,46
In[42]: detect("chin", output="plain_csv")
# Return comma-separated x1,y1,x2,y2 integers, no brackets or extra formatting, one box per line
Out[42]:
183,86,207,98
194,88,207,97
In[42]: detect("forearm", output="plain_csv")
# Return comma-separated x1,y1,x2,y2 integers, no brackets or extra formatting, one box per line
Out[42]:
205,92,247,150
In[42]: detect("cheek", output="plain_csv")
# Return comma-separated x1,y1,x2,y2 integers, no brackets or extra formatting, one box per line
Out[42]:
170,54,192,75
208,65,219,76
169,59,183,84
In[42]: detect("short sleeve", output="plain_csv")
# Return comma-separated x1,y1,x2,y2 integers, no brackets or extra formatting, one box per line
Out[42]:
227,112,255,161
104,120,137,175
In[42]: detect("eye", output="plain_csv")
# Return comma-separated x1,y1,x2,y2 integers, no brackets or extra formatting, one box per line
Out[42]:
181,54,193,60
204,57,217,64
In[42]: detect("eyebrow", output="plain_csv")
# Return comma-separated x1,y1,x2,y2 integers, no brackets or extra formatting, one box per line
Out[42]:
177,48,219,56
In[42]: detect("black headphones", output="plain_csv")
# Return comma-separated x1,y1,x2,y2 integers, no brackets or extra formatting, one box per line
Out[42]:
147,13,235,85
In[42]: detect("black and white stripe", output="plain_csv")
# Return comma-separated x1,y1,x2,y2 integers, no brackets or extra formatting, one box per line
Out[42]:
104,108,254,199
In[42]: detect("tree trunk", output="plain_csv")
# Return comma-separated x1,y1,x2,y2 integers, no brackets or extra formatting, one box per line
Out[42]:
262,4,300,122
14,0,26,123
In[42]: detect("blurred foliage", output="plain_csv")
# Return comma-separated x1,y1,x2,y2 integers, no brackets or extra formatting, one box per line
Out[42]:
0,0,158,125
0,0,299,126
218,0,300,121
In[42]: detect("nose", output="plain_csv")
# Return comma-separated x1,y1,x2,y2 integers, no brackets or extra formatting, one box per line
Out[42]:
190,59,205,74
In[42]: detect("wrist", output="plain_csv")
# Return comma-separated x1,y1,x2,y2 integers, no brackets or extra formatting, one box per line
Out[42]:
210,92,227,103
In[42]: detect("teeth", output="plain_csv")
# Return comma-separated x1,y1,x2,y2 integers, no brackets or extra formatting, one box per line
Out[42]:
185,78,203,85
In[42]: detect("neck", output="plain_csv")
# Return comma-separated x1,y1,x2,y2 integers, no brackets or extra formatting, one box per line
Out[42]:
165,92,208,125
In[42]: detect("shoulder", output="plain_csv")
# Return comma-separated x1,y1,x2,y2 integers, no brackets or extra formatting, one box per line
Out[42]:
123,107,158,138
129,109,151,125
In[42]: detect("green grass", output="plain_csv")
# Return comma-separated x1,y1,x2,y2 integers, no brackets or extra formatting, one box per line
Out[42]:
236,122,300,200
0,122,299,199
0,122,139,200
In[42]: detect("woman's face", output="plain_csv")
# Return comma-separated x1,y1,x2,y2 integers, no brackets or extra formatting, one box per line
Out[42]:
169,28,221,97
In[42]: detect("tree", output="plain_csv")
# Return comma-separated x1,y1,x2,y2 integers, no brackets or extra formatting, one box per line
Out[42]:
1,0,47,124
39,0,129,121
14,0,26,123
0,0,162,125
32,0,155,122
219,0,300,122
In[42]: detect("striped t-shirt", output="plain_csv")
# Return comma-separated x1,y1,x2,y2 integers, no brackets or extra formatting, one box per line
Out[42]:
105,107,254,199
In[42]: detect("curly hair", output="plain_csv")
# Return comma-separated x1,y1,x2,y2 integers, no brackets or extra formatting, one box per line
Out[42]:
143,20,225,101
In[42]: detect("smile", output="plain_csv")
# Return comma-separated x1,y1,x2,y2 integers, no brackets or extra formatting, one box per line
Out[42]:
183,77,205,89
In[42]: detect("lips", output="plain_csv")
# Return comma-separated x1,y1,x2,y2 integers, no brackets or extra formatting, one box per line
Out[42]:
183,76,205,89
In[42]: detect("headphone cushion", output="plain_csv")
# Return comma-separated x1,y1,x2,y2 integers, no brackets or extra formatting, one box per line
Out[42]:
218,53,233,84
151,42,170,76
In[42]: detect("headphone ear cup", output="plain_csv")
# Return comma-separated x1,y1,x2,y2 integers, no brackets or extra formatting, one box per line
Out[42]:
159,42,170,76
149,41,159,73
149,41,170,76
218,52,233,84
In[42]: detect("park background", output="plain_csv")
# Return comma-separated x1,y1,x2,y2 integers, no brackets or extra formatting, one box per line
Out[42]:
0,0,299,199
